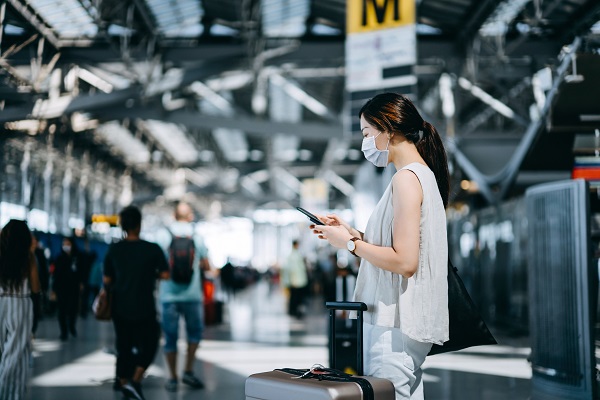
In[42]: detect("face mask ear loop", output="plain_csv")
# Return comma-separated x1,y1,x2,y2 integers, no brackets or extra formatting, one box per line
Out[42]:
369,131,382,150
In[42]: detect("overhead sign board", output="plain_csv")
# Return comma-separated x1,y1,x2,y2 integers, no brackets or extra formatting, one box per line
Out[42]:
345,0,417,134
347,0,416,33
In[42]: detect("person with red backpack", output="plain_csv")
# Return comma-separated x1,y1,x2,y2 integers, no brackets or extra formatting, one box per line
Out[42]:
159,201,210,392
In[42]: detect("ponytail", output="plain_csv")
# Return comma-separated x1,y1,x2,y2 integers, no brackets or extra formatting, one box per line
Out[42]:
416,121,450,208
359,93,450,207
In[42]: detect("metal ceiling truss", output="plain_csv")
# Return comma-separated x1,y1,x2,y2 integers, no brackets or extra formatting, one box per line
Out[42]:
0,0,598,213
449,37,583,205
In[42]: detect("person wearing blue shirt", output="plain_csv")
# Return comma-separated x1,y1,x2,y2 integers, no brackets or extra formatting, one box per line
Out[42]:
159,202,210,392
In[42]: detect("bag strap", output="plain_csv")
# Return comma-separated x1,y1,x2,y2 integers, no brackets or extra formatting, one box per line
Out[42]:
276,366,375,400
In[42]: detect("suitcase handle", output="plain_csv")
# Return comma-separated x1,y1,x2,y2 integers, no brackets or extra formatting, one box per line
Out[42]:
325,301,367,376
325,301,368,312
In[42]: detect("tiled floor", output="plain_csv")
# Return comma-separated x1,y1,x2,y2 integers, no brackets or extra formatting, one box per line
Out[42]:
27,280,532,399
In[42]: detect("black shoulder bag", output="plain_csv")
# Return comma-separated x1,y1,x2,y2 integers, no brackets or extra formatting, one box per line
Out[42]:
428,259,497,355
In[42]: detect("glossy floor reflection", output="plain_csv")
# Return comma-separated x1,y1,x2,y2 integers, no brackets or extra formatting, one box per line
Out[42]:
27,280,532,399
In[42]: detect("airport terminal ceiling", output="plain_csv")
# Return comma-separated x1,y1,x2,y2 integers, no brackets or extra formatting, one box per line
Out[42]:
0,0,599,217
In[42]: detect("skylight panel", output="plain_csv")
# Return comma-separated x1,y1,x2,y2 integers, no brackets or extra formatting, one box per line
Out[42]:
479,0,530,37
144,0,204,37
95,122,150,165
591,19,600,34
140,120,199,165
262,0,309,37
26,0,98,38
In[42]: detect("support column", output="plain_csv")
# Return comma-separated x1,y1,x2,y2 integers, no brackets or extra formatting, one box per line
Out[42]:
43,154,53,222
61,166,72,235
20,142,31,208
104,188,115,216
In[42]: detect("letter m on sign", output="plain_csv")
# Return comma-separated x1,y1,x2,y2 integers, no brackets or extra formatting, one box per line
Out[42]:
362,0,400,26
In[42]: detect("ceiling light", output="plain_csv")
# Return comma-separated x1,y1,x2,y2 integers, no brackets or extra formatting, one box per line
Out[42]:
479,0,530,37
213,128,249,162
273,135,299,162
95,122,150,165
139,120,199,165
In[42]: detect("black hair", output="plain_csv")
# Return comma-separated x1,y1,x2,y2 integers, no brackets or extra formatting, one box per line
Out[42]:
0,219,32,292
359,93,450,207
119,205,142,232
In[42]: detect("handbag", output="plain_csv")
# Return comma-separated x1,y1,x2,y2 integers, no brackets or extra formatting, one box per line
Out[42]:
428,259,497,355
92,289,112,321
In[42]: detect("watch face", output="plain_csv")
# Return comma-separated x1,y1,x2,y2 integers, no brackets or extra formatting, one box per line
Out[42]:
347,239,356,252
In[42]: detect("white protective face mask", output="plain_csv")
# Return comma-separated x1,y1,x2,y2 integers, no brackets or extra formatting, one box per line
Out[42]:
62,245,71,253
361,132,390,168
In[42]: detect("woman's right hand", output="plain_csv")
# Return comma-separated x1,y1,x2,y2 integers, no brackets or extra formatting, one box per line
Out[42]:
310,214,354,237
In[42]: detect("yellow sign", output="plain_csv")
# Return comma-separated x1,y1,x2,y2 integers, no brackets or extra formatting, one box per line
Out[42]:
347,0,416,34
91,214,119,226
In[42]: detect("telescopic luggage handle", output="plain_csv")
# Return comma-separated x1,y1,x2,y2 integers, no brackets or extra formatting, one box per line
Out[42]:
325,301,368,376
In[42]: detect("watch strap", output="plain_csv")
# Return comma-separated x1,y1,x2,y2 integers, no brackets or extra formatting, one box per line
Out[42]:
349,237,360,257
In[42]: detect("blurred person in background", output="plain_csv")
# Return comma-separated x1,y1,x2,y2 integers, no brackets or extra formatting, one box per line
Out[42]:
52,236,81,341
0,219,41,400
88,252,103,312
282,240,308,319
77,238,97,318
103,205,169,400
31,234,49,320
159,201,210,392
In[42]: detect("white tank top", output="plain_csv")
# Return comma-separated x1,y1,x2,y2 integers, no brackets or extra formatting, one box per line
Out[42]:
352,162,449,345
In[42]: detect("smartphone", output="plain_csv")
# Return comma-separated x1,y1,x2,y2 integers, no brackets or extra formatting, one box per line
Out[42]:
296,207,325,225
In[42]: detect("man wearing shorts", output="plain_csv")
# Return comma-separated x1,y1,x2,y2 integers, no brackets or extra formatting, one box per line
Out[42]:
159,202,210,392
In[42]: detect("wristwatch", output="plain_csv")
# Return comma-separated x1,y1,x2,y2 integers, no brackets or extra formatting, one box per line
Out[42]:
347,237,360,257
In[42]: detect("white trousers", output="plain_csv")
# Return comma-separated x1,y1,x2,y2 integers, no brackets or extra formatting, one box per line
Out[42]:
0,296,32,400
363,323,432,400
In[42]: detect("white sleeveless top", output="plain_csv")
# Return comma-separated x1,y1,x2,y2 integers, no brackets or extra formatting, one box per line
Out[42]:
352,162,449,345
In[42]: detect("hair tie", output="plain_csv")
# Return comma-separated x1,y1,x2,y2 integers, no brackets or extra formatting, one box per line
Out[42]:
418,130,424,141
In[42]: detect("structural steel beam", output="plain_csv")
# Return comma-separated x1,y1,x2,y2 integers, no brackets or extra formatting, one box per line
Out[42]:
450,37,583,205
5,0,60,49
455,0,500,46
0,55,245,123
94,106,343,140
131,0,158,36
559,0,600,42
0,87,140,123
496,37,582,199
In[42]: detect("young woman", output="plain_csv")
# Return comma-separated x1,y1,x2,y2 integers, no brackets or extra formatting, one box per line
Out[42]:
311,93,450,399
0,219,41,399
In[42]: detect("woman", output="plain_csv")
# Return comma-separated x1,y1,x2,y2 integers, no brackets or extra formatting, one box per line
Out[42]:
311,93,449,399
0,219,41,399
52,237,81,341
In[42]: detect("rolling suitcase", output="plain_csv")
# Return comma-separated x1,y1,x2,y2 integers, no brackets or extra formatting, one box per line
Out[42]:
331,273,359,374
245,301,395,400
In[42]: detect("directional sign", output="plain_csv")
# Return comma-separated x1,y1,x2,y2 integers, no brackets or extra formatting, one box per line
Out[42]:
345,0,417,135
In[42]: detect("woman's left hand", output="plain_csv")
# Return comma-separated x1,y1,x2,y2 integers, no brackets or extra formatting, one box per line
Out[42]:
312,224,354,250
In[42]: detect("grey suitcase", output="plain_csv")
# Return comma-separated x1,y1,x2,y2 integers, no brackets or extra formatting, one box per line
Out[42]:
245,302,395,400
